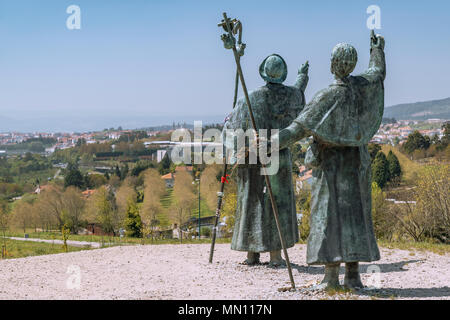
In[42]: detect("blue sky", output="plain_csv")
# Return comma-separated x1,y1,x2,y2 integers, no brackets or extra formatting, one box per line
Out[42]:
0,0,449,132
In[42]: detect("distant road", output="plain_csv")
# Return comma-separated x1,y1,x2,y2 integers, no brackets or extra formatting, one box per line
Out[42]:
5,237,103,248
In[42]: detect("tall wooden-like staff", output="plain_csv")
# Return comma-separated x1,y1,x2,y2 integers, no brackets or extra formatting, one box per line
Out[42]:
208,18,243,265
210,12,296,291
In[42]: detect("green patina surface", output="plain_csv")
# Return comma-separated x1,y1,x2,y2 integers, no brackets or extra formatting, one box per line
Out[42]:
224,54,309,252
278,38,386,265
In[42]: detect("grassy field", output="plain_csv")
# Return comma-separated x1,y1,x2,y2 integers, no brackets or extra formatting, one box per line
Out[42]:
2,230,448,261
4,229,232,246
378,240,450,256
1,228,232,259
160,187,214,223
0,238,88,259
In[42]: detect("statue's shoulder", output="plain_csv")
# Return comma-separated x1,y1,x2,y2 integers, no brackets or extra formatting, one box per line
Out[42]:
284,84,304,95
347,75,371,87
309,85,344,104
235,86,266,104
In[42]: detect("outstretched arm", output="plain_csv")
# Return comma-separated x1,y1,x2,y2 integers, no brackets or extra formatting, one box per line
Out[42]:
277,120,308,149
270,119,309,151
294,61,309,93
362,32,386,82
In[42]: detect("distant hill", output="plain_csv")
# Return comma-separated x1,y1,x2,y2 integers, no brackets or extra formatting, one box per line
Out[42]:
384,97,450,120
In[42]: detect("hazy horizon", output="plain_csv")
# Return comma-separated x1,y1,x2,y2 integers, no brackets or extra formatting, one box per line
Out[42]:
2,96,450,133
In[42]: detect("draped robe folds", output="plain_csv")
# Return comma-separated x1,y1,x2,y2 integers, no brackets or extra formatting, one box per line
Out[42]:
223,73,308,252
279,47,385,264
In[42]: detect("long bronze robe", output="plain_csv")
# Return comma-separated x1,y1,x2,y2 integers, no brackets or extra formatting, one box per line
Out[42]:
279,47,385,264
224,73,308,252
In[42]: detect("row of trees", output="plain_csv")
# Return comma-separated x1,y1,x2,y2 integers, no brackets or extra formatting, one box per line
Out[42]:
4,166,215,240
372,149,402,188
401,123,449,160
369,144,402,188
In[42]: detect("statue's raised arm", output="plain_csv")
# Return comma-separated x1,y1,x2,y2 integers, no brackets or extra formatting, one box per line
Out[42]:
294,61,309,93
275,32,386,149
362,31,386,82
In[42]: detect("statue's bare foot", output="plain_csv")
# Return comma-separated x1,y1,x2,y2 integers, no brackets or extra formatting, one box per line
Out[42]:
269,250,286,267
311,263,341,291
241,252,260,266
303,282,343,292
344,262,364,289
344,277,364,290
269,259,286,267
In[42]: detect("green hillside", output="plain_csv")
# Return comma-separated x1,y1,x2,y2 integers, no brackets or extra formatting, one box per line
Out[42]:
384,97,450,120
159,188,213,226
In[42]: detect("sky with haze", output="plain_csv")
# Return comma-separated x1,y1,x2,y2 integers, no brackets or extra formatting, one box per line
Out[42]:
0,0,449,132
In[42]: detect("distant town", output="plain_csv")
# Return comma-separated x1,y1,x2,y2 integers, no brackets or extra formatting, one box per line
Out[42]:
0,118,447,157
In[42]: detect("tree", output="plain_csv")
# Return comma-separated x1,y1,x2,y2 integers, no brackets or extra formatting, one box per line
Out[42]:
371,151,389,188
64,163,84,189
124,200,142,238
61,187,85,234
0,201,10,255
296,187,311,241
414,165,450,243
158,153,172,175
403,130,430,154
371,182,397,240
220,178,237,235
442,122,450,146
390,195,431,242
169,170,195,242
12,200,33,233
141,169,166,237
386,150,402,182
85,186,119,235
131,160,155,177
35,184,65,229
199,165,221,211
120,164,129,180
84,174,107,189
114,165,121,178
115,180,137,224
291,143,306,173
368,144,382,162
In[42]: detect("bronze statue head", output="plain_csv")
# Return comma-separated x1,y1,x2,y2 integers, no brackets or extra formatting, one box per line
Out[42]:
330,43,358,79
259,54,288,84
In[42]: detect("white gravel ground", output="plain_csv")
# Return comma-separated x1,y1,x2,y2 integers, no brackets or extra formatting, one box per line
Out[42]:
0,243,448,300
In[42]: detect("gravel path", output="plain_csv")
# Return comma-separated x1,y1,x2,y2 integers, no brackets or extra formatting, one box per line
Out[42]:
0,243,448,300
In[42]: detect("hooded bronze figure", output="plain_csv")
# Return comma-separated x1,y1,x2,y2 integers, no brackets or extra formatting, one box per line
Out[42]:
223,54,309,266
274,32,386,289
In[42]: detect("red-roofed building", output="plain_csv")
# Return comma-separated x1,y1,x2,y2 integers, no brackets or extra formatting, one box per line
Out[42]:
161,173,175,188
82,189,96,198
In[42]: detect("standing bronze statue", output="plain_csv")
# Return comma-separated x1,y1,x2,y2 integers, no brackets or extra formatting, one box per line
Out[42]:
274,31,386,289
224,54,309,266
